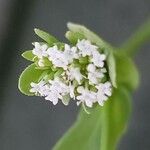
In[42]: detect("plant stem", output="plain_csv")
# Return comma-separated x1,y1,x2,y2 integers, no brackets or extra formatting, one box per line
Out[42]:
121,19,150,57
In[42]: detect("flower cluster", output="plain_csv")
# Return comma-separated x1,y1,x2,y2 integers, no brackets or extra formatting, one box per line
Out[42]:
30,39,112,107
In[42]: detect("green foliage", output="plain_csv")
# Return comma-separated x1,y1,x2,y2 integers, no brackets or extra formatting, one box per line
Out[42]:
22,50,35,61
34,28,58,46
99,87,131,150
18,64,44,96
106,51,117,88
65,31,85,44
115,52,139,91
53,87,131,150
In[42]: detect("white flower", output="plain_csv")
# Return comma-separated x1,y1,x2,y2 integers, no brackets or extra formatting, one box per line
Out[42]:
96,82,112,106
96,82,112,96
77,39,98,57
49,78,69,98
69,84,75,99
66,67,83,84
45,91,60,105
49,78,69,94
91,50,106,67
47,45,60,58
64,44,79,63
45,78,70,105
47,45,68,69
32,42,48,58
39,84,51,96
30,80,46,95
87,64,106,84
29,39,112,108
76,86,96,107
96,91,107,106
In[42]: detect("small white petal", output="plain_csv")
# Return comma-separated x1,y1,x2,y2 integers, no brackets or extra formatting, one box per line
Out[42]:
76,87,96,107
85,99,93,107
32,42,48,58
77,86,84,93
77,39,98,57
87,64,96,72
67,67,83,84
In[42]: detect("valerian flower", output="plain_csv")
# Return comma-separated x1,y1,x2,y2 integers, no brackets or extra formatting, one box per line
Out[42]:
87,64,106,85
76,86,96,107
47,45,69,69
66,67,83,84
77,39,98,57
32,42,48,58
27,38,113,108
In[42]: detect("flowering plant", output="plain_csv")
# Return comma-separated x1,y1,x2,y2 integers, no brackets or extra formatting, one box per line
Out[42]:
19,23,116,110
18,20,150,150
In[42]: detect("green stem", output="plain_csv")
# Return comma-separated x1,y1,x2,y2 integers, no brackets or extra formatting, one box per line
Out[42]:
121,18,150,57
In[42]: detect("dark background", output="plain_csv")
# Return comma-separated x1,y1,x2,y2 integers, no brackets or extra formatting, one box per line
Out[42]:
0,0,150,150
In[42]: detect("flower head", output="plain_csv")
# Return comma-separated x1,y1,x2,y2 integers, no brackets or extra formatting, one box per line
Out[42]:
29,39,112,108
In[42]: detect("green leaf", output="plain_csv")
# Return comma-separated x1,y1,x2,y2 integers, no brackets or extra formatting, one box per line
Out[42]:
65,31,85,44
115,52,139,91
106,51,117,87
100,87,131,150
67,22,117,87
34,28,58,45
18,64,44,96
22,50,35,61
53,87,131,150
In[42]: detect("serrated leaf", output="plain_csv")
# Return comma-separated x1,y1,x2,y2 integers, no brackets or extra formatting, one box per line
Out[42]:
22,50,35,61
34,28,58,45
18,64,44,96
53,87,131,150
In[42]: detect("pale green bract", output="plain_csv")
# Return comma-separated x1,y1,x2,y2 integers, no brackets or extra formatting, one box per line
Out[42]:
18,22,140,150
34,28,58,45
18,64,44,96
22,50,35,61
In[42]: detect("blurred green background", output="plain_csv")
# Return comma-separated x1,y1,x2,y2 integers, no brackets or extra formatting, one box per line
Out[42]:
0,0,150,149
